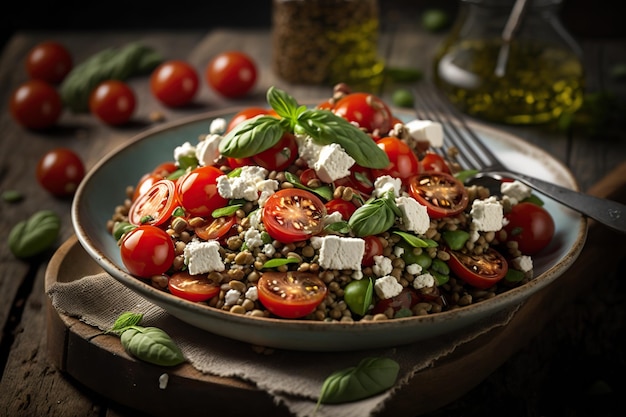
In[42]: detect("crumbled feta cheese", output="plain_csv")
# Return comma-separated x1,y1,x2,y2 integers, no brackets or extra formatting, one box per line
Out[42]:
396,196,430,234
158,373,169,390
196,134,222,166
394,245,405,257
184,240,225,274
310,236,322,250
318,235,365,270
296,134,323,168
174,141,196,166
323,211,344,226
209,118,227,135
262,243,276,256
224,289,241,306
511,255,533,273
245,286,258,301
244,228,264,249
501,180,532,205
406,263,423,275
248,209,262,229
373,255,393,277
352,270,364,280
313,143,355,182
404,119,444,148
374,276,403,299
413,272,435,289
256,179,279,207
373,175,402,198
217,166,269,201
470,196,504,232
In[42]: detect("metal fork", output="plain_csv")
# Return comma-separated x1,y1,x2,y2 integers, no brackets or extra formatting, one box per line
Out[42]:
412,83,626,234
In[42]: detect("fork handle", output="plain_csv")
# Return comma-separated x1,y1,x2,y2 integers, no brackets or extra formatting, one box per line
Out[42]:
501,171,626,233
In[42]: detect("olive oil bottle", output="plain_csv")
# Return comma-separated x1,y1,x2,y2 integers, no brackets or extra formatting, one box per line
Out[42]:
433,0,584,125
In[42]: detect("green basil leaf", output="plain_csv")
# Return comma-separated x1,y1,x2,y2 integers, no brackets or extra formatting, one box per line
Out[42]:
324,220,351,234
267,86,305,123
2,190,23,203
296,109,390,169
349,198,396,237
454,169,479,183
285,171,333,201
219,115,285,158
505,268,526,283
8,210,61,258
262,257,300,269
442,230,470,250
343,278,374,316
110,312,144,333
317,357,400,405
112,221,137,241
393,230,438,248
120,326,185,366
212,204,242,218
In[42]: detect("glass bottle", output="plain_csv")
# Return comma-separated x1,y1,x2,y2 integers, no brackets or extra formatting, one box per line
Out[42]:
272,0,385,91
433,0,585,124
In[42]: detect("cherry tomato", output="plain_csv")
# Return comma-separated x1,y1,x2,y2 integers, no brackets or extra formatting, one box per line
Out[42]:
332,92,393,133
168,271,220,302
128,179,179,226
89,80,136,125
408,172,469,218
226,156,255,169
133,173,161,201
226,107,270,132
120,225,175,278
372,137,421,183
262,189,327,243
447,248,508,289
325,199,357,221
334,164,375,196
205,51,257,98
252,132,298,171
10,80,62,130
25,41,72,84
299,168,320,187
257,271,327,319
420,152,451,174
372,287,420,315
151,161,178,177
316,99,335,110
36,148,85,197
150,60,199,107
194,215,237,241
176,166,228,217
362,235,384,267
503,202,555,255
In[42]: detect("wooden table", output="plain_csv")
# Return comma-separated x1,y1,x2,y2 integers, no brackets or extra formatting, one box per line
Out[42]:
1,22,626,417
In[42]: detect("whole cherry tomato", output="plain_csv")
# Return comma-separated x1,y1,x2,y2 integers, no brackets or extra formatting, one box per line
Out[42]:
25,41,72,84
252,132,298,171
176,166,227,217
36,148,85,197
420,152,451,174
226,107,271,132
332,92,393,134
10,80,62,130
373,137,421,183
150,60,199,107
89,80,136,125
503,202,555,255
325,198,357,221
120,225,175,278
362,235,384,267
205,51,257,98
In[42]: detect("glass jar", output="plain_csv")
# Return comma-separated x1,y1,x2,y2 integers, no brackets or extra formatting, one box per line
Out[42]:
433,0,585,124
272,0,385,91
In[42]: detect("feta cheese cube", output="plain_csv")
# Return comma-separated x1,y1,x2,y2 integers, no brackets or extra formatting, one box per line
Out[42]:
373,255,393,277
374,276,403,299
511,255,533,273
313,143,355,182
296,134,323,168
318,235,365,270
244,228,264,250
323,211,344,226
501,180,532,204
224,289,241,306
412,272,435,289
245,286,258,301
184,240,225,275
470,196,504,232
405,119,444,148
209,118,227,135
396,196,430,235
406,263,423,275
373,175,402,198
217,166,269,201
196,134,222,166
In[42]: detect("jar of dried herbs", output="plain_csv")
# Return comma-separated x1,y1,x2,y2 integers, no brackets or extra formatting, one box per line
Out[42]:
272,0,385,91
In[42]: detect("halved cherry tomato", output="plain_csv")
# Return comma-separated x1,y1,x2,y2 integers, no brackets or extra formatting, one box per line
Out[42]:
252,132,298,171
36,148,85,197
133,173,161,201
257,271,327,318
372,287,420,315
447,248,508,289
325,199,357,221
226,156,254,169
128,179,179,226
176,166,228,217
89,80,136,125
503,202,555,255
150,60,199,107
25,41,72,84
152,161,178,177
194,215,237,241
420,152,451,174
332,92,393,134
362,235,384,267
205,51,257,98
10,79,62,130
262,188,326,243
408,172,469,218
226,107,270,132
120,225,175,278
372,137,421,183
168,271,220,302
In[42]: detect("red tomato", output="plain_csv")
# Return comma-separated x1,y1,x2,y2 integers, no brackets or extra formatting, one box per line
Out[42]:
257,271,327,319
128,180,179,226
133,173,161,201
10,80,62,130
447,248,508,289
420,152,451,174
151,161,178,177
332,92,393,133
89,80,136,125
362,235,384,267
408,172,469,218
372,287,420,315
150,60,199,107
226,156,254,169
503,202,555,255
36,148,85,197
325,199,357,221
194,215,237,241
299,168,320,186
176,166,228,217
316,99,335,110
168,271,220,302
226,107,270,132
120,225,175,278
205,51,257,98
334,164,375,196
372,137,421,183
252,132,298,171
25,41,72,84
262,189,327,243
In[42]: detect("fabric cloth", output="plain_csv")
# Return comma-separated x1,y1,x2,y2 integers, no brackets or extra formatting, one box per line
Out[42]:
47,272,519,417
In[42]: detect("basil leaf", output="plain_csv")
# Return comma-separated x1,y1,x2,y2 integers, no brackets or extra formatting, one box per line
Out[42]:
393,231,438,248
296,109,390,169
285,171,333,201
325,221,351,234
219,115,285,158
442,230,470,250
112,221,137,241
212,204,242,218
262,257,300,269
120,326,185,367
110,312,144,332
343,278,374,316
318,357,400,405
8,210,61,258
349,198,396,237
267,86,306,123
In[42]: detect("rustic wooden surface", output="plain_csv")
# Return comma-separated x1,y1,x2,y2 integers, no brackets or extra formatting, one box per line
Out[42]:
1,17,625,417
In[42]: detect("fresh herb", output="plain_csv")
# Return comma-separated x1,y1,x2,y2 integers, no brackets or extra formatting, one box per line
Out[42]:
112,221,137,241
284,171,333,201
2,190,23,203
505,269,525,283
325,220,351,235
317,357,400,406
262,257,301,269
343,278,374,316
212,204,242,218
109,312,185,367
442,230,470,250
393,230,438,248
454,169,479,183
348,191,399,237
220,87,390,169
8,210,60,258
